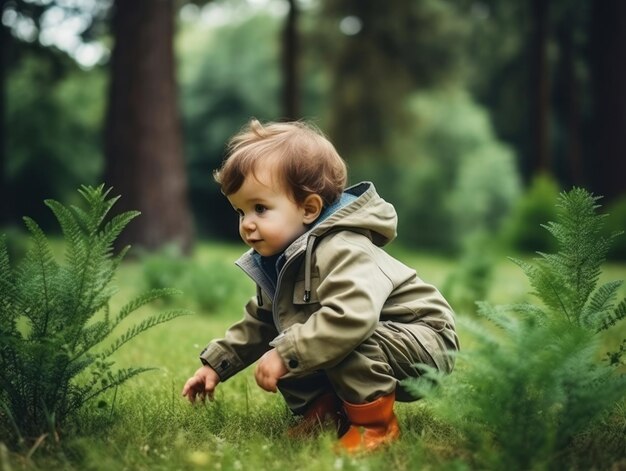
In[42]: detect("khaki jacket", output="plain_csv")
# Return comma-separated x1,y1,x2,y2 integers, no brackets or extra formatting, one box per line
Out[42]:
200,182,458,380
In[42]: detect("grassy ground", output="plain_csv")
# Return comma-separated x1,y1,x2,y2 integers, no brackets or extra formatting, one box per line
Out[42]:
2,242,626,470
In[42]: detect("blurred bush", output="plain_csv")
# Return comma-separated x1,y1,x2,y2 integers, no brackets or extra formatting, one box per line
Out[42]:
377,88,521,252
442,232,497,314
140,244,189,296
141,245,250,313
503,173,560,254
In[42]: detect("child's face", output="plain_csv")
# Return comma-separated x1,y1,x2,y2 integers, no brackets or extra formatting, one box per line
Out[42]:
226,168,310,257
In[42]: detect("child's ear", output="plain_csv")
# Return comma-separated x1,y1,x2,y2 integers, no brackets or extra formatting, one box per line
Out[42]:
302,194,324,224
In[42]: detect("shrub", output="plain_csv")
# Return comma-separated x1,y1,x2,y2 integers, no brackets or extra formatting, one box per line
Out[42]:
406,188,626,469
504,173,560,253
0,185,190,446
141,248,250,314
185,259,249,313
387,88,521,252
140,244,189,302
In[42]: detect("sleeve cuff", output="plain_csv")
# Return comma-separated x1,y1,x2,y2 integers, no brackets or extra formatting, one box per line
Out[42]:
270,331,305,374
199,343,245,381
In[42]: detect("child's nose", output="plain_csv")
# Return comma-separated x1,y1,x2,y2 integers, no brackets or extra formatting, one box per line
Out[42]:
241,215,256,231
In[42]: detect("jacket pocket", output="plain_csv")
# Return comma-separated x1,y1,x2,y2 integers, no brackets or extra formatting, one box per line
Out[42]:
292,276,320,304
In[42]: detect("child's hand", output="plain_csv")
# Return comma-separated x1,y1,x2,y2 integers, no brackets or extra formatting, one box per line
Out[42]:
255,349,288,393
182,365,221,403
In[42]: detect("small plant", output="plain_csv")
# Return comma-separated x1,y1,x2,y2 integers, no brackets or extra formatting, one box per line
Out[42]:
0,185,190,446
407,188,626,469
513,188,625,331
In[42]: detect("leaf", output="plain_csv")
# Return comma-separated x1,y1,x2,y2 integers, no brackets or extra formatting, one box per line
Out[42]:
580,280,623,329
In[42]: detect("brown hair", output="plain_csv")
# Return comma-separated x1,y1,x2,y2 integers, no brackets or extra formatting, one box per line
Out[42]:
214,119,347,205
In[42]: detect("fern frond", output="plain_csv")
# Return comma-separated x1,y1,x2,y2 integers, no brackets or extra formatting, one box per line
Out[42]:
44,199,87,266
100,309,190,359
20,217,60,337
0,236,19,335
597,298,626,332
113,288,182,326
475,301,518,332
96,211,141,255
73,366,155,411
77,184,117,236
580,280,623,330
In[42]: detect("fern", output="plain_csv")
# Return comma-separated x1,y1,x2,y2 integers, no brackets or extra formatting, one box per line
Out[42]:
405,188,626,469
512,187,625,329
0,185,191,446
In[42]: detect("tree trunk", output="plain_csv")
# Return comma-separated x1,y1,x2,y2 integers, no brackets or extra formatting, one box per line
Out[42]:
282,0,299,120
104,0,194,253
529,0,551,176
589,0,626,202
559,23,583,186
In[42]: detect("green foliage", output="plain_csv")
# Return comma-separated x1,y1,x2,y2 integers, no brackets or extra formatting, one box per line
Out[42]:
512,188,625,331
140,244,189,296
386,88,521,252
0,185,190,445
141,246,250,313
442,233,497,314
406,187,626,469
178,13,283,239
605,195,626,261
504,173,560,253
6,53,106,227
318,0,469,156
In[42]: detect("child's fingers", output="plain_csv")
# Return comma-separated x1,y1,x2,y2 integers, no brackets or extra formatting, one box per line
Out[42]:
204,377,216,401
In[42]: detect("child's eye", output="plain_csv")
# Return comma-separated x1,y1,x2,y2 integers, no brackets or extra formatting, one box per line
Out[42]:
254,204,267,214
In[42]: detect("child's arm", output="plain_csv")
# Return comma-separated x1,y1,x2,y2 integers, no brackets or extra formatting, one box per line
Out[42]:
181,365,221,403
199,296,278,381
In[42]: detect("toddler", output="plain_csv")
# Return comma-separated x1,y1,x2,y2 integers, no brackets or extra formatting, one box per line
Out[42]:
182,119,459,453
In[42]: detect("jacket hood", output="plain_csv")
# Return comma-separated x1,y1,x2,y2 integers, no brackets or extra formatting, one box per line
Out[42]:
313,181,397,245
284,181,397,259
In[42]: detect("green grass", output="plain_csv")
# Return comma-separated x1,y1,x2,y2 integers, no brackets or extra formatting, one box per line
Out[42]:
2,241,626,470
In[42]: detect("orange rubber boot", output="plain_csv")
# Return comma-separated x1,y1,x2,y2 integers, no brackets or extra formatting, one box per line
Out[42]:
337,391,400,453
287,393,346,438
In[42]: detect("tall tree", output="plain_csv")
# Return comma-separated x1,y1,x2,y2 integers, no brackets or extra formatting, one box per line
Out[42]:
589,0,626,202
282,0,300,120
104,0,194,253
317,0,466,159
529,0,551,175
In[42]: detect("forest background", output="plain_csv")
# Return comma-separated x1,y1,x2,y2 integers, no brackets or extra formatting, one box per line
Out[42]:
2,0,625,258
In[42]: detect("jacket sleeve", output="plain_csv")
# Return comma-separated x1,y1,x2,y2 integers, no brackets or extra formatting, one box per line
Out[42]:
200,293,278,381
272,233,395,374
